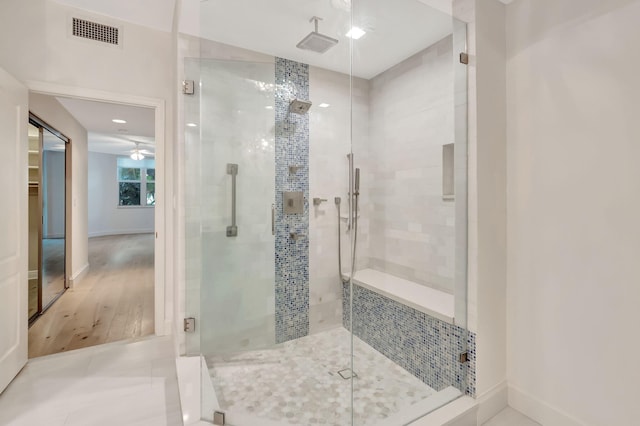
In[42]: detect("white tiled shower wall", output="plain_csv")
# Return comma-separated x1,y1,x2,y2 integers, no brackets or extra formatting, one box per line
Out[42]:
182,34,456,337
308,67,370,334
368,36,456,294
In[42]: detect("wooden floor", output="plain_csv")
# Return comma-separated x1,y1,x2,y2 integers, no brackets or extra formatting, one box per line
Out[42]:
28,234,154,358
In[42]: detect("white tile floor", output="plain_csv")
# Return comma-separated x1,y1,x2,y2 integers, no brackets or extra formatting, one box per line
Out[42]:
0,336,182,426
482,407,541,426
0,333,540,426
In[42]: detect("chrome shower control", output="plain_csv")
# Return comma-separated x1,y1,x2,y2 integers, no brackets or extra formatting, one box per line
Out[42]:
290,232,307,241
313,198,328,206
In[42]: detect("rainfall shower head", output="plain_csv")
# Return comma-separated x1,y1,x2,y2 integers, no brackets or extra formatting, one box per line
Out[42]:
290,98,312,114
296,16,338,54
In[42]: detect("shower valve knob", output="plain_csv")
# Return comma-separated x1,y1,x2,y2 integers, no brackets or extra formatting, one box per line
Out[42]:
290,232,307,241
313,198,328,206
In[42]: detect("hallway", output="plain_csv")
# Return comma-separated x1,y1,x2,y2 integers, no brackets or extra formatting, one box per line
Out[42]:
28,234,155,358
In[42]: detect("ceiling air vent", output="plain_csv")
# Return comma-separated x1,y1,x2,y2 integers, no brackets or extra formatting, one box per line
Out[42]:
72,17,119,45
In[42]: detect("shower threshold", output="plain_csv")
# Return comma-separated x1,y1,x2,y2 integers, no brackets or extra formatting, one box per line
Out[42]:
205,327,459,425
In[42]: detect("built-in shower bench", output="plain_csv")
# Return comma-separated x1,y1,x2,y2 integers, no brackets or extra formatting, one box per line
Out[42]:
348,268,455,324
342,269,473,396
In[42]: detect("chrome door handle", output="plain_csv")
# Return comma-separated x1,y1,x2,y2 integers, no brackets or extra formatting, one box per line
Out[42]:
226,163,238,237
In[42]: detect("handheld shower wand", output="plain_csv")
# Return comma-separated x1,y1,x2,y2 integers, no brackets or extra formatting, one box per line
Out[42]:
351,168,360,277
335,197,347,284
336,156,361,285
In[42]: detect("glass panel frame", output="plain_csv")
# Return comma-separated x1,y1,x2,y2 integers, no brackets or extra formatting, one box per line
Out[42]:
184,1,470,424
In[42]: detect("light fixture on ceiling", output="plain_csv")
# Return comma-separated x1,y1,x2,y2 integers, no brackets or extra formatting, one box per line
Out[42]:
130,142,145,161
318,103,330,108
112,118,127,124
346,27,366,40
186,122,198,127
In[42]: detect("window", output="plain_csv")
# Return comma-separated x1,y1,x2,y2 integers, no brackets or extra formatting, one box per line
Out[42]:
117,157,155,206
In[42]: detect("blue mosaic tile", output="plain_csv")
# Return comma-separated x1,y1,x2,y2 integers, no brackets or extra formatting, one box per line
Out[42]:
275,57,310,344
343,283,476,397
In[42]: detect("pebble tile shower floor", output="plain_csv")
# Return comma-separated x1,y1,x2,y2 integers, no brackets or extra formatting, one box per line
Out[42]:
206,327,436,425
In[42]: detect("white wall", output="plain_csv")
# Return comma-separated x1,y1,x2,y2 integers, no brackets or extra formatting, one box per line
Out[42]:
88,152,154,237
29,93,89,284
452,1,509,421
0,0,173,102
368,36,456,294
506,1,640,424
309,66,370,334
0,0,175,331
474,0,508,404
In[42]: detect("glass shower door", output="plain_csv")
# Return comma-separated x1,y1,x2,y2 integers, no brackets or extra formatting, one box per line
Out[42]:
183,57,279,424
197,59,276,355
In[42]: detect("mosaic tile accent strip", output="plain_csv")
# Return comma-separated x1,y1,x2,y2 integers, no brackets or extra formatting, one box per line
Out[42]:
343,283,476,396
275,57,310,343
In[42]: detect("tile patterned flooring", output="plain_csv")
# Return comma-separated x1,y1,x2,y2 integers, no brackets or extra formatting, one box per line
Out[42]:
0,336,182,426
0,330,542,426
206,327,440,425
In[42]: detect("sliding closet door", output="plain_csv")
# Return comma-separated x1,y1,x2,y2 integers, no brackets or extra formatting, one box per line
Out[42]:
41,127,67,308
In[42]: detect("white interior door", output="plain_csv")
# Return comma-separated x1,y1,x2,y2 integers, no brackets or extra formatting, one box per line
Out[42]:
0,67,28,394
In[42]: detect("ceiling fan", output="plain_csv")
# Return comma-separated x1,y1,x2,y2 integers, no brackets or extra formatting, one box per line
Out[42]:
129,141,155,160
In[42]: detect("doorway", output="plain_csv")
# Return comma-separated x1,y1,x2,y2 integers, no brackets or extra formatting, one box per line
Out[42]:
27,94,159,358
27,114,70,324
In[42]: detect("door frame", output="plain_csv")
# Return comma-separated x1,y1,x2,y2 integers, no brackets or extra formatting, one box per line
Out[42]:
27,81,170,337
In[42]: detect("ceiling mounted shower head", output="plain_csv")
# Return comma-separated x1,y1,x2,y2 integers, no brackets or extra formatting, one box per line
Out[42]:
296,16,339,54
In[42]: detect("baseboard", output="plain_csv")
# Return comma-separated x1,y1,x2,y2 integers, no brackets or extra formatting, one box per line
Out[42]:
28,269,38,280
509,384,586,426
69,263,90,287
410,396,477,426
88,229,154,238
476,380,508,424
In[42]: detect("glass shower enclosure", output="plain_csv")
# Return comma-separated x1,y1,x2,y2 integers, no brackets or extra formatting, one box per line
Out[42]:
182,1,471,424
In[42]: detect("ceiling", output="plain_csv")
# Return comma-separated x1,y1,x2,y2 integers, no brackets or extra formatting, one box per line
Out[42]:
56,97,155,157
181,0,454,79
52,0,456,80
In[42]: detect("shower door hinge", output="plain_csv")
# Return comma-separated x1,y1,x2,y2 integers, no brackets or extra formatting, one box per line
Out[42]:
459,52,469,65
213,411,226,425
183,317,195,333
459,351,469,363
182,80,195,95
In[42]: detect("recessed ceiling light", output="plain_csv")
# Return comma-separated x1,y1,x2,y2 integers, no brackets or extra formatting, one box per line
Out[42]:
318,103,330,108
186,123,198,127
346,27,366,40
265,106,274,110
112,119,127,124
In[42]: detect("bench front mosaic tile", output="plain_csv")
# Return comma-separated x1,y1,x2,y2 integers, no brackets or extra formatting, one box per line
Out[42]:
343,282,476,396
